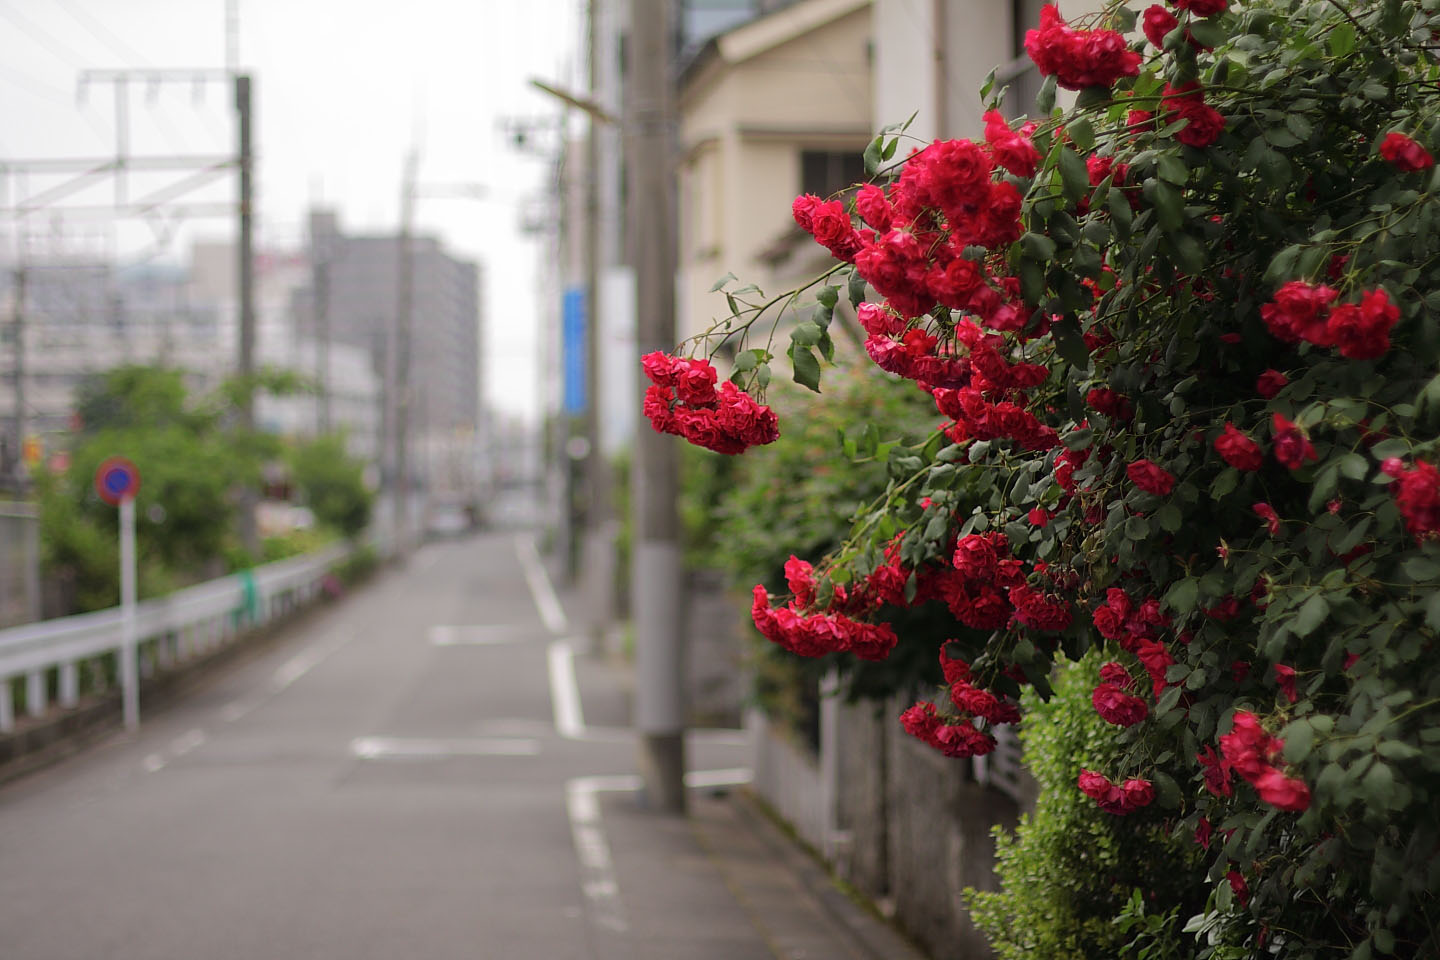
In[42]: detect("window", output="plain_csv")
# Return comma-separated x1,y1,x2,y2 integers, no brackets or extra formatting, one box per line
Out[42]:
1002,0,1049,120
800,149,868,199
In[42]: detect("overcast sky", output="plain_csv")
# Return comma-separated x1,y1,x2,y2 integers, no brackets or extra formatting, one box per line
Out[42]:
0,0,581,425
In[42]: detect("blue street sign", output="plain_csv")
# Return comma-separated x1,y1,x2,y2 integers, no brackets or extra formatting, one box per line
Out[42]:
562,286,587,416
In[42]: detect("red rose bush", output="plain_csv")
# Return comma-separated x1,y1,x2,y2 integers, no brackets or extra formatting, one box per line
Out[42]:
644,2,1440,956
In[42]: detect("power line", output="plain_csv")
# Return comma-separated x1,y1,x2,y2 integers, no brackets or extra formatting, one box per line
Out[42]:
53,0,148,66
0,2,89,69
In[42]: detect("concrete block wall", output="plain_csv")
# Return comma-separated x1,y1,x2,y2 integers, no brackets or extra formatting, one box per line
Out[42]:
750,691,1025,960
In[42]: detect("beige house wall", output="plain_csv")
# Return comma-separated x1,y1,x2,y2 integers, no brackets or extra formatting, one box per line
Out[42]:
678,0,873,344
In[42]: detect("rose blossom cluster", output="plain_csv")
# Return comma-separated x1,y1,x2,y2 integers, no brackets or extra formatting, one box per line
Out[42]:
750,556,898,662
1261,281,1401,359
1159,81,1226,148
1078,768,1156,815
1382,458,1440,542
1213,416,1319,474
1206,710,1311,812
1024,4,1141,91
642,351,779,454
1379,131,1435,172
1091,588,1175,700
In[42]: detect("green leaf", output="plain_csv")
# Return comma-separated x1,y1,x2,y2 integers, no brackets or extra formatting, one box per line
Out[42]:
709,272,736,292
1329,22,1356,57
863,135,883,176
1165,578,1199,615
1403,556,1440,581
1156,504,1182,533
1035,73,1057,115
1021,232,1058,262
1210,467,1239,500
1293,594,1329,637
1282,719,1315,763
848,270,868,309
1187,17,1226,48
789,321,822,346
1058,147,1091,203
1157,154,1189,186
789,343,822,393
1145,178,1185,233
1068,118,1095,153
815,286,839,309
1362,762,1395,810
732,349,758,373
1108,188,1134,238
1050,318,1091,369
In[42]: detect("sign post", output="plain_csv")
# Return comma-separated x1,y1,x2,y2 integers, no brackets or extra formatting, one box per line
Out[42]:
96,457,141,730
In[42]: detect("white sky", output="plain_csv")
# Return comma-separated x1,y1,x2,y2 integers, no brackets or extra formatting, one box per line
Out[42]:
0,0,582,425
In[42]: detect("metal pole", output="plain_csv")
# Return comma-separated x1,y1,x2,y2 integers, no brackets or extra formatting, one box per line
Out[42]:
10,265,24,488
628,0,685,813
313,241,331,433
235,73,259,556
119,495,138,730
581,0,616,654
394,151,417,557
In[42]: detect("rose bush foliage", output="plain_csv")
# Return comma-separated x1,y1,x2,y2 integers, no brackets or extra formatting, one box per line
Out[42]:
646,1,1440,956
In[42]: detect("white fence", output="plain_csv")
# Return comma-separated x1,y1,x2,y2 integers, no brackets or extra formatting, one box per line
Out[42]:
0,543,355,733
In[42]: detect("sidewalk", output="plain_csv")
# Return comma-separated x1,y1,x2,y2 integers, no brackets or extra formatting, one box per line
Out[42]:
556,603,927,959
591,782,928,960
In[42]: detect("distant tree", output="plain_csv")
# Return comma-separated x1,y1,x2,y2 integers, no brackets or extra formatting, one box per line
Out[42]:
288,433,372,539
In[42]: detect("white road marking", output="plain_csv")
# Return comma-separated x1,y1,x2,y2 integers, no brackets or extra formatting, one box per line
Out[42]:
221,633,351,723
564,767,755,936
428,624,528,646
170,728,206,756
516,534,569,634
547,640,586,739
566,775,633,934
142,753,166,773
349,736,541,760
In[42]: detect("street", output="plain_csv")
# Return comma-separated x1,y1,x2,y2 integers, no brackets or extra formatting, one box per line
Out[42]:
0,531,763,960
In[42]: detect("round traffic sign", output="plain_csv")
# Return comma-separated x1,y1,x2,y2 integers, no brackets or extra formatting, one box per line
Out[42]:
94,456,141,506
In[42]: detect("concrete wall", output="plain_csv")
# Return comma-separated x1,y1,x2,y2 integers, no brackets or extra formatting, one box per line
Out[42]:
751,691,1026,960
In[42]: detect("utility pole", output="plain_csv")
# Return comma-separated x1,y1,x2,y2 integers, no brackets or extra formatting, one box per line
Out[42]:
9,263,25,488
390,150,418,558
235,73,259,556
628,0,685,813
310,220,331,434
581,0,616,655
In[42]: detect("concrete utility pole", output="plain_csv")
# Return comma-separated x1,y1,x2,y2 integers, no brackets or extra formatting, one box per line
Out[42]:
235,73,259,556
581,0,616,655
9,264,24,488
313,237,331,434
389,150,418,558
628,0,685,813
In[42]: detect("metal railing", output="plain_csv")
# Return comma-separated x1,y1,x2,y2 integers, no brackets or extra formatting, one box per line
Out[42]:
0,542,357,732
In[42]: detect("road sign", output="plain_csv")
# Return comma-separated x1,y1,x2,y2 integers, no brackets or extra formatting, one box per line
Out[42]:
94,456,140,506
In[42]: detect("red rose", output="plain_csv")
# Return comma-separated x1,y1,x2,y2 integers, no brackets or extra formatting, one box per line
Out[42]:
1326,288,1399,359
1027,506,1051,527
674,358,719,408
1195,816,1213,848
1215,423,1264,471
983,109,1041,178
1078,768,1112,800
1255,368,1288,398
1380,131,1435,172
854,183,894,232
1120,778,1155,809
1143,5,1178,47
808,199,862,261
1024,4,1141,92
1175,101,1225,147
1271,413,1317,469
1227,869,1250,906
1261,281,1338,344
1253,502,1281,536
1253,767,1311,812
1392,459,1440,541
791,194,822,231
1092,682,1149,726
1127,458,1176,496
1173,0,1227,13
1273,663,1298,703
1197,746,1233,797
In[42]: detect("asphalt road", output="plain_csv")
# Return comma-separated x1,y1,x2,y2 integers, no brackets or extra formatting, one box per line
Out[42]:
0,532,748,960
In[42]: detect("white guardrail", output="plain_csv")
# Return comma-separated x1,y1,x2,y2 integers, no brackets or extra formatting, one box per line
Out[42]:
0,542,356,733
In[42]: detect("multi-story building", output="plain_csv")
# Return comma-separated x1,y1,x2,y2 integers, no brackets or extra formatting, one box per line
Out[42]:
289,209,485,501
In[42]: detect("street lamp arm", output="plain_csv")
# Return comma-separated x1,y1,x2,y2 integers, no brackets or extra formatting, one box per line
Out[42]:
528,79,618,126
